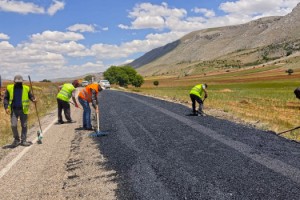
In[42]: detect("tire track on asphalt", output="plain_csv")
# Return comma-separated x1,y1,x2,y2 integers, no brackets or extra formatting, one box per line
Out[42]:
120,92,300,185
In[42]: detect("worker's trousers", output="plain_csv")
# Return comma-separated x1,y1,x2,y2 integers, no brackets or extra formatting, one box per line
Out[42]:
57,98,72,122
78,97,92,129
190,94,204,114
11,108,28,142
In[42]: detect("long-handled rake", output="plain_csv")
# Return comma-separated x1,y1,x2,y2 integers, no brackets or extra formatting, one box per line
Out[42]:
28,75,43,144
89,111,107,137
277,126,300,135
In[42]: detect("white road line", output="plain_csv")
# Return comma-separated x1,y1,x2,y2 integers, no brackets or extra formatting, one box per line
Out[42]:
0,118,57,179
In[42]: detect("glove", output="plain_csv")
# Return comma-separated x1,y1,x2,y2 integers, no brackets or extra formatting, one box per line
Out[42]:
75,103,79,108
204,94,208,99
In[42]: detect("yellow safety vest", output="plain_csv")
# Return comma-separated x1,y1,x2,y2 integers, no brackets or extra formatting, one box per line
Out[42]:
57,83,75,102
190,84,205,99
7,84,30,114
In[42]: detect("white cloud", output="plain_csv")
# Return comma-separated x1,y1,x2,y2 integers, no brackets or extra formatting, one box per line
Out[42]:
47,0,65,16
0,33,9,40
0,0,44,14
192,8,215,18
67,24,96,33
30,31,84,42
0,0,64,15
119,2,187,30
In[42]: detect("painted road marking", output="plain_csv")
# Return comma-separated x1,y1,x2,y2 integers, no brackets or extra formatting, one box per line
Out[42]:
0,118,57,179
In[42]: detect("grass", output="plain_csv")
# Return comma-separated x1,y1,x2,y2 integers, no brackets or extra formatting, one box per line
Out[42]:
0,82,59,146
129,63,300,141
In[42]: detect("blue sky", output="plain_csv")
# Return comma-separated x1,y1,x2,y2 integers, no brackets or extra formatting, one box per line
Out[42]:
0,0,300,81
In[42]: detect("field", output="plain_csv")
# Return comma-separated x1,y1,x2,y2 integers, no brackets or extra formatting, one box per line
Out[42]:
0,81,59,146
130,63,300,141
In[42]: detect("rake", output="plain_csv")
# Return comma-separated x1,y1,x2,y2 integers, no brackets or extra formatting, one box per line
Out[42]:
89,111,108,137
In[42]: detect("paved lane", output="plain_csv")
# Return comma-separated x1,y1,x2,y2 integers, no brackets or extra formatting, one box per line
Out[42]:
97,90,300,200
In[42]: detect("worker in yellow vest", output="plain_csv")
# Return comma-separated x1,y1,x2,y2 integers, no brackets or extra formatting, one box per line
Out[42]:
56,80,80,124
3,75,36,147
78,83,102,130
189,83,208,116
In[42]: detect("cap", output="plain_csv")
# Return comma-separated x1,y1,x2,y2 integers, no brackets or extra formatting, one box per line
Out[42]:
14,75,23,83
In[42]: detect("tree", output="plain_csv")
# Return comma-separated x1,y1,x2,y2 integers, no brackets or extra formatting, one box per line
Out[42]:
84,75,93,82
286,69,294,75
153,80,159,86
40,79,51,82
132,74,144,87
103,65,144,87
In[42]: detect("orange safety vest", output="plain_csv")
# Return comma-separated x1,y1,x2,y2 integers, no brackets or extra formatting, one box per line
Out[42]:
78,83,99,102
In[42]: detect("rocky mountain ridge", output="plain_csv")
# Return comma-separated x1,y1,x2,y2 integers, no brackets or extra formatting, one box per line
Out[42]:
129,3,300,76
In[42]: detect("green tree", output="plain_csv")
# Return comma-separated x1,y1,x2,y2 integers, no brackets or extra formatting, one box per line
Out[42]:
84,75,93,82
153,80,159,86
132,74,144,87
103,65,144,87
286,69,294,75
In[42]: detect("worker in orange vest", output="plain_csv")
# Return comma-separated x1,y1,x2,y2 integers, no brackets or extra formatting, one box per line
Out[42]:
77,83,102,130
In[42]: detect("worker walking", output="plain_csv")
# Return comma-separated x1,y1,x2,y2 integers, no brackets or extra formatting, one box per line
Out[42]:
189,83,208,116
57,80,80,124
3,75,36,147
78,83,102,130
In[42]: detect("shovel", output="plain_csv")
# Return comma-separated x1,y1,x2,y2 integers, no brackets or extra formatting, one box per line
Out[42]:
89,111,108,137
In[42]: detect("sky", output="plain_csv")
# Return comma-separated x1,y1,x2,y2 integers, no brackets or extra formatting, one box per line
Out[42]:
0,0,300,81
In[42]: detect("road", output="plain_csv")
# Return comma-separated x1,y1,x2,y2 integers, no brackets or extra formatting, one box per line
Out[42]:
0,89,300,200
98,90,300,199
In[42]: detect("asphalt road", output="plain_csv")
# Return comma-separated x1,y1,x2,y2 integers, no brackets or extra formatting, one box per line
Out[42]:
96,90,300,200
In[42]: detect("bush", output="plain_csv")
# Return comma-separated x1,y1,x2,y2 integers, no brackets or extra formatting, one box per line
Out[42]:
286,69,294,75
153,81,159,86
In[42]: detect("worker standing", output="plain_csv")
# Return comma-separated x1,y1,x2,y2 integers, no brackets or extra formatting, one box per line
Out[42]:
3,75,36,147
56,80,80,124
189,83,208,116
78,83,102,130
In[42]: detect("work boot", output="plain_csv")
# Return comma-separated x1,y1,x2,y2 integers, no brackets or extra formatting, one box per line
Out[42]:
11,140,20,148
67,120,76,123
20,141,32,146
57,120,64,124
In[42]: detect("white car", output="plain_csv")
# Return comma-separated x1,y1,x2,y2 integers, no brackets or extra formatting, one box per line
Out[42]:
99,80,111,89
81,81,89,87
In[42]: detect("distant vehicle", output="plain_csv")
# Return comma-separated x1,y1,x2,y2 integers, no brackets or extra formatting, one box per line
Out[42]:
81,81,89,87
99,80,111,89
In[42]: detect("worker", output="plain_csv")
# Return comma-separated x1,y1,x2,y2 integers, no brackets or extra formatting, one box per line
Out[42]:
77,82,102,130
57,80,80,124
189,83,208,116
3,75,36,147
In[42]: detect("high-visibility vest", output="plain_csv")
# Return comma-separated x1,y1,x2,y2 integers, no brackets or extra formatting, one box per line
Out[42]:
57,83,75,102
7,84,30,114
78,83,99,102
190,84,205,99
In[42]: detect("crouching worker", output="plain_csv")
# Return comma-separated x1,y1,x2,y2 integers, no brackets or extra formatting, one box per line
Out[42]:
3,75,36,147
56,80,80,124
189,83,208,116
78,83,102,130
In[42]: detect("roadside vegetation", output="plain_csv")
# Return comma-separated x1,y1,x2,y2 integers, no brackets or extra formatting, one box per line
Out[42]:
129,63,300,141
0,81,58,146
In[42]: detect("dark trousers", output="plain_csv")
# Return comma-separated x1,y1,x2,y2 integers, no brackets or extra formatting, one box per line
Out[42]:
57,98,72,122
190,94,203,114
11,108,28,142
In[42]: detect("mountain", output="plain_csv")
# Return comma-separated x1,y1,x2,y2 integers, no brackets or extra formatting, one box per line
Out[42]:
129,3,300,76
50,72,103,83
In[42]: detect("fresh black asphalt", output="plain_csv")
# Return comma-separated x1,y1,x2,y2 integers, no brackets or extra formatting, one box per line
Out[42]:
95,90,300,200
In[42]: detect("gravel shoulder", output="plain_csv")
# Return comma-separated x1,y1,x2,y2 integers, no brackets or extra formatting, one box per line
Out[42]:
0,106,117,200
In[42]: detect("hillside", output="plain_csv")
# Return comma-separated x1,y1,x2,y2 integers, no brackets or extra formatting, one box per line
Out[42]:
129,3,300,77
